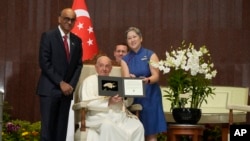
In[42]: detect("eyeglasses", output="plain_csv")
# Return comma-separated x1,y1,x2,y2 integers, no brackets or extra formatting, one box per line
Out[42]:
61,16,76,23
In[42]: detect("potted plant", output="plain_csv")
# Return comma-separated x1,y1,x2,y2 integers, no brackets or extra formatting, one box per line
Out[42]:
152,41,217,124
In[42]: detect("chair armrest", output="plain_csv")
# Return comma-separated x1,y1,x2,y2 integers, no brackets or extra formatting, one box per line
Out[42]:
227,104,250,126
227,104,250,112
72,101,88,111
124,98,134,107
72,101,88,131
129,104,143,111
128,104,143,117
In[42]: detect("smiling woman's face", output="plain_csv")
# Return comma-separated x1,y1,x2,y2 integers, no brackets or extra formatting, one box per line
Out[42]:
126,30,143,52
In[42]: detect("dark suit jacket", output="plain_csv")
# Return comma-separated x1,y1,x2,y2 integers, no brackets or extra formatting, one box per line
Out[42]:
37,28,83,99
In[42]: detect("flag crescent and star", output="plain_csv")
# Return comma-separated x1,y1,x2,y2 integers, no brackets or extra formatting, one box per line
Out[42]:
72,0,98,61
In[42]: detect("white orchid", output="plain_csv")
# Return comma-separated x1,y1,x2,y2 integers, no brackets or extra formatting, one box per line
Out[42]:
155,43,216,79
151,41,217,109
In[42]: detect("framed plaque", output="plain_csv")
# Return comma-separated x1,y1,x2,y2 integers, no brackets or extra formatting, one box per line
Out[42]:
98,76,145,97
98,76,123,96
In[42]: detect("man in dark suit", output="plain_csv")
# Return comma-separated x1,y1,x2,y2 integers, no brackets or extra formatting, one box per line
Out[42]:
37,8,83,141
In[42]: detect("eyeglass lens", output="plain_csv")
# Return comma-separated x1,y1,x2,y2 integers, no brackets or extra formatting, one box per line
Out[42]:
62,17,76,22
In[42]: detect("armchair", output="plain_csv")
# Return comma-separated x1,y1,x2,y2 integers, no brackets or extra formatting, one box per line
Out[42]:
223,86,250,141
72,64,142,141
223,104,250,141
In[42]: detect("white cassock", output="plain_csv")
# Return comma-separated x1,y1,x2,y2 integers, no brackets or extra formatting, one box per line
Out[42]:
79,74,145,141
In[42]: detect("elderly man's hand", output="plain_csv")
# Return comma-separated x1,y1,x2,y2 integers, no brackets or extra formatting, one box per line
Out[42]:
109,94,123,105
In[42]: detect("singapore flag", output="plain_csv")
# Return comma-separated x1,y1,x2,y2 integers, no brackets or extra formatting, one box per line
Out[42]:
72,0,98,61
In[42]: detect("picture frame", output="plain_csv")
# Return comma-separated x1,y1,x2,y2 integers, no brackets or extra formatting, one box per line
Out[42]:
123,77,145,97
98,76,145,97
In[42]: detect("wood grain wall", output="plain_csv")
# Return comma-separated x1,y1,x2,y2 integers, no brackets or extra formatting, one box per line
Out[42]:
0,0,249,122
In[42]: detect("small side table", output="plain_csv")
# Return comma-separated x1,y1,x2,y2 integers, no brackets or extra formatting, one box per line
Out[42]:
168,124,205,141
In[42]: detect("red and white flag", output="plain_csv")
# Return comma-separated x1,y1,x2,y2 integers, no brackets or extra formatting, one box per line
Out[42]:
72,0,98,61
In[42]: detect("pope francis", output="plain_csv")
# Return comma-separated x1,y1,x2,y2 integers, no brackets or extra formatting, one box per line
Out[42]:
78,56,145,141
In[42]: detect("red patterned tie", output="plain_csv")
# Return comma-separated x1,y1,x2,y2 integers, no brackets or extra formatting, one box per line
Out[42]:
63,35,70,61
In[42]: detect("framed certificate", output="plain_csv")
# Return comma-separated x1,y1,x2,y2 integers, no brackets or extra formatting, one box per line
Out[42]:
123,77,145,97
98,76,145,97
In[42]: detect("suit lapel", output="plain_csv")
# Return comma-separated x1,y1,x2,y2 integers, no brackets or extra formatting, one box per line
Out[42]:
69,33,77,61
70,34,76,53
55,29,71,63
55,29,64,49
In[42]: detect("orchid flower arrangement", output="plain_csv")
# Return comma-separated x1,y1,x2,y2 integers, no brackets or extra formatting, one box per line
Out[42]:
152,41,217,109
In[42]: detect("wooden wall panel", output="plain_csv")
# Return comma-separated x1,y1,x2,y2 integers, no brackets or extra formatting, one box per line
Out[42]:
0,0,74,121
0,0,249,123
